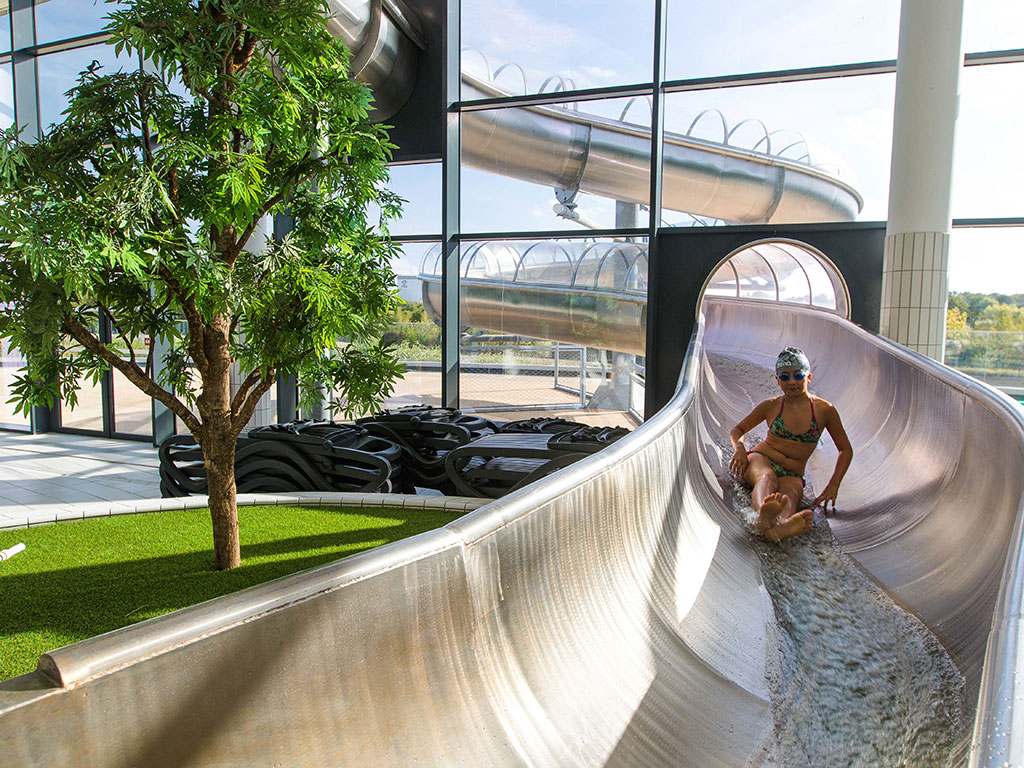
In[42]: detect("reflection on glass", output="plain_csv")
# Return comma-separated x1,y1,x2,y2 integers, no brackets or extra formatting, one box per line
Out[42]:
460,0,653,99
110,334,152,437
37,43,137,131
0,63,13,131
34,0,126,46
666,0,899,80
377,162,441,237
0,339,31,430
1,11,10,53
362,242,441,413
442,239,642,426
662,74,894,224
460,95,652,233
953,62,1024,219
59,375,104,431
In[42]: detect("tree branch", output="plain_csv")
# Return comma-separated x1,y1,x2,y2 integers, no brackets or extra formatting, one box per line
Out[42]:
226,158,316,263
233,373,276,434
230,367,265,417
62,313,201,434
157,264,209,372
146,295,175,377
100,304,139,371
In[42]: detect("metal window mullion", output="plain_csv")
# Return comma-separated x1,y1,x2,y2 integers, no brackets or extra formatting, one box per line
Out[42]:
440,0,460,409
643,0,667,421
11,0,38,140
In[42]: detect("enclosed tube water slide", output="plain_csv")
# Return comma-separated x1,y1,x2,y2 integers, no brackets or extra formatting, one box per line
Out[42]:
4,5,1024,767
318,2,863,222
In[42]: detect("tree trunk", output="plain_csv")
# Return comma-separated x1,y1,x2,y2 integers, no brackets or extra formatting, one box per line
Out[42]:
204,433,241,570
197,315,241,570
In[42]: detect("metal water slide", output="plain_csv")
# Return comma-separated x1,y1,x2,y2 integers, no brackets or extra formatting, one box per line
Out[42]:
3,298,1024,766
5,5,1024,767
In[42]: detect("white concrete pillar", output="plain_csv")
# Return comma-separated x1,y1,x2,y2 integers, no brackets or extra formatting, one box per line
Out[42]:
882,0,964,361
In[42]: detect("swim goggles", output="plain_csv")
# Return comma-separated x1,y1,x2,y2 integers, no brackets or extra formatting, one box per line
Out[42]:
777,371,807,382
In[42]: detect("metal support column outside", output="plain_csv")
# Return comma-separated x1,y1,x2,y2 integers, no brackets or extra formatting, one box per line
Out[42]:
882,0,964,361
440,0,460,408
643,0,668,419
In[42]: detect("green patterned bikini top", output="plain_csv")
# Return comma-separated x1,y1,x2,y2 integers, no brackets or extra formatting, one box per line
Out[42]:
769,398,821,444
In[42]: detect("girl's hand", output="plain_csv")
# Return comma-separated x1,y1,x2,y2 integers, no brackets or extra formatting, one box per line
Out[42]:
729,447,748,477
813,481,840,513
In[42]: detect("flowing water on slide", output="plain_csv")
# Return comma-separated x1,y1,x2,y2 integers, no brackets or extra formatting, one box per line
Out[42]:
709,354,967,768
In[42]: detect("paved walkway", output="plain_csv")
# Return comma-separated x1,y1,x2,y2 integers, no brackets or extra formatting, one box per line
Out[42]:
0,432,161,529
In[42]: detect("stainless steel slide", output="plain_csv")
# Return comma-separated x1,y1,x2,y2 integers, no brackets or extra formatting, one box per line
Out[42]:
3,298,1023,766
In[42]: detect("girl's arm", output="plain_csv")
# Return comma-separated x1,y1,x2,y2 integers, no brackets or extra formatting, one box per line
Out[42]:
813,403,853,512
729,401,770,476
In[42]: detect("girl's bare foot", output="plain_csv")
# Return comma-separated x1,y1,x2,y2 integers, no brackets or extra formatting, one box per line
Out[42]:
764,509,814,542
756,492,785,533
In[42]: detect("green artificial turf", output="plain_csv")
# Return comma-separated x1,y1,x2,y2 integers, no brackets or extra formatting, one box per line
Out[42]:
0,504,461,681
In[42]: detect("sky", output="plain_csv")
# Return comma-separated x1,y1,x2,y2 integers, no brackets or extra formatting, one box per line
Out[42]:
2,0,1021,295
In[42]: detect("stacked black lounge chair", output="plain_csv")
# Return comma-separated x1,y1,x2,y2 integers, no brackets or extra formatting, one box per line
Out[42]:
356,405,500,493
159,406,631,500
159,421,402,497
443,423,631,499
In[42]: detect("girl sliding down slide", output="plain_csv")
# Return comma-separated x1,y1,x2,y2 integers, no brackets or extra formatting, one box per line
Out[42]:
729,347,853,542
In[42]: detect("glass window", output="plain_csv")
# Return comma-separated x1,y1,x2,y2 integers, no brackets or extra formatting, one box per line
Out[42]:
753,243,812,305
666,0,900,81
378,241,441,413
1,10,10,53
730,249,777,300
373,162,441,237
706,261,740,297
963,0,1024,54
35,0,126,46
460,0,654,100
662,73,894,226
788,246,841,311
953,62,1024,220
463,241,519,281
457,238,641,427
461,94,653,233
0,338,31,431
515,242,576,285
37,42,138,131
704,241,846,313
0,62,12,130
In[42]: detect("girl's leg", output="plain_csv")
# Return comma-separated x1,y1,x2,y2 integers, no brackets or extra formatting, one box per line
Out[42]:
763,476,814,542
743,454,782,532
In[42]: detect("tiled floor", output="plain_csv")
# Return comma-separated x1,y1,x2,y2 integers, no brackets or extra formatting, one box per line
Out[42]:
0,432,161,529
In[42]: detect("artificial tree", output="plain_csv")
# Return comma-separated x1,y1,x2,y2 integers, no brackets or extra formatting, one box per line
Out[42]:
0,0,405,569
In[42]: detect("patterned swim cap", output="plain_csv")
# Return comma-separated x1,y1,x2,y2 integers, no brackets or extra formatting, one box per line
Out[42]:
776,347,810,373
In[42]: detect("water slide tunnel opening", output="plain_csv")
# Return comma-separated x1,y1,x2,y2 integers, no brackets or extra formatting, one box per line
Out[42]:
699,238,851,319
